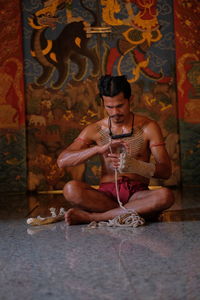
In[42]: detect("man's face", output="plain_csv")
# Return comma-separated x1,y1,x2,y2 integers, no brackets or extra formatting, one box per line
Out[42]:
102,92,130,124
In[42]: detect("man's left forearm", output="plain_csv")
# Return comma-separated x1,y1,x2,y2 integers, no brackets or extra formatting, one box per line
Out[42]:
118,153,171,179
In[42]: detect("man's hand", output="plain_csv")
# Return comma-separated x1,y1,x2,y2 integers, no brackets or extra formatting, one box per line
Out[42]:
97,140,125,155
97,139,127,170
107,153,120,170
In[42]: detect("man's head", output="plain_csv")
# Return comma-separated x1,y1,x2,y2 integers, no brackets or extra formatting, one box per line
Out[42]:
98,75,131,100
98,75,132,124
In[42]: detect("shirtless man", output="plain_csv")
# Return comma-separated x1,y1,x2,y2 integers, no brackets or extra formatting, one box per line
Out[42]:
57,75,174,225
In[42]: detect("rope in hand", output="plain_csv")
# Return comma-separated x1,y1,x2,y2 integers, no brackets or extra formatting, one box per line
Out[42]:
87,143,145,228
109,144,127,211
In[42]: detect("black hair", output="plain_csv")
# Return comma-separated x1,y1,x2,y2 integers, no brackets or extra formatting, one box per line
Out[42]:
98,75,131,100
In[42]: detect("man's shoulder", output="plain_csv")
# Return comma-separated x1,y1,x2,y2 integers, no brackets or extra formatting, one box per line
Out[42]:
80,118,108,143
135,114,161,138
135,113,156,128
85,118,107,132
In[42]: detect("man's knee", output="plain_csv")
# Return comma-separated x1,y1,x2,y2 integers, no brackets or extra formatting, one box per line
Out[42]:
158,187,175,210
63,180,83,205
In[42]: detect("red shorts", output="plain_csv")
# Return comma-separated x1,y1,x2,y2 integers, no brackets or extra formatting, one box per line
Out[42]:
98,176,148,205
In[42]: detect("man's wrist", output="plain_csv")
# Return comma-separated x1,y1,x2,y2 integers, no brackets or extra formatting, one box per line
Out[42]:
118,154,156,178
95,145,103,155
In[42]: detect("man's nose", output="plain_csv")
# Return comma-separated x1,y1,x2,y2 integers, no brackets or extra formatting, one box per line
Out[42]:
113,107,120,114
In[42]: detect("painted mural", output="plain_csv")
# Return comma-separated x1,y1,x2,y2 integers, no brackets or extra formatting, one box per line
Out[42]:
0,0,26,192
100,0,180,186
22,0,179,191
174,0,200,185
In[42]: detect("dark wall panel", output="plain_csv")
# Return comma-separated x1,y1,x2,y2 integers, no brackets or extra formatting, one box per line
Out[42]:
0,0,26,193
174,0,200,186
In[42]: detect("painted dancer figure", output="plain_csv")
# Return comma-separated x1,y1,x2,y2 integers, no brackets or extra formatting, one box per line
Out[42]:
57,75,174,225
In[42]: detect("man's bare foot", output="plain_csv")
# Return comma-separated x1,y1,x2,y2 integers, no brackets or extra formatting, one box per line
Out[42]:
65,208,92,225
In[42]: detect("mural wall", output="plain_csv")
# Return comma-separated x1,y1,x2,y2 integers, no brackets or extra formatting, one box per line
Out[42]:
21,0,179,191
174,0,200,185
0,0,26,193
1,0,199,192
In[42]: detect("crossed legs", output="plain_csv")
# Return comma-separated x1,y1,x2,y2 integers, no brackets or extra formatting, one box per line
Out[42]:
63,180,175,225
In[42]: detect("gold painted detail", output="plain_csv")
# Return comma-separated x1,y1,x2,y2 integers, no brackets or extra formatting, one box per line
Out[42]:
75,37,81,48
123,28,162,47
159,102,172,111
132,13,159,31
28,17,43,29
101,0,123,25
117,47,150,83
35,0,67,17
31,40,53,57
131,58,150,83
50,52,57,63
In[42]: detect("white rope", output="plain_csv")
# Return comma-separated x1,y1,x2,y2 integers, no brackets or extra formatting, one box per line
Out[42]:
109,145,126,210
27,207,65,226
94,143,145,228
114,168,127,211
88,211,145,228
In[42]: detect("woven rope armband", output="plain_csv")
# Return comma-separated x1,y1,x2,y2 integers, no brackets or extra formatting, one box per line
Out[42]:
118,153,155,178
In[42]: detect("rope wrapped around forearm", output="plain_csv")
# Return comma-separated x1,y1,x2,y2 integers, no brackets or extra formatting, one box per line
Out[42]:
118,153,155,178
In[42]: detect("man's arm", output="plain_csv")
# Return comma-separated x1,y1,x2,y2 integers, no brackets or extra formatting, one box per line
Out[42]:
57,141,99,168
57,124,98,168
147,121,172,179
57,124,120,168
110,121,171,180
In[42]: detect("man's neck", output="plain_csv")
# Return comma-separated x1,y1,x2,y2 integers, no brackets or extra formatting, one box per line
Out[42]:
112,112,133,127
109,112,134,138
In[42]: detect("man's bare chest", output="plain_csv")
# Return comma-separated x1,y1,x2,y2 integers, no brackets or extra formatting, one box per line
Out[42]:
96,125,148,157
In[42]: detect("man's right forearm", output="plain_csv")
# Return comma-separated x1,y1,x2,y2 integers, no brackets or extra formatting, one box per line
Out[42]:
57,145,100,168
